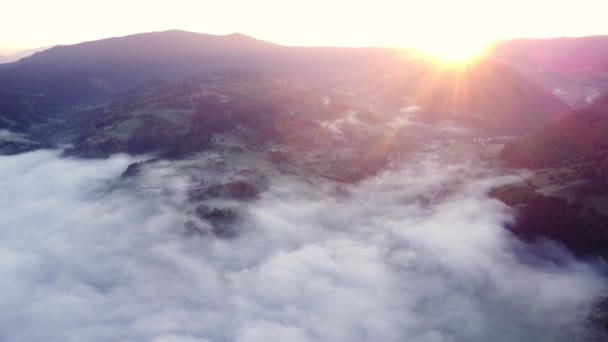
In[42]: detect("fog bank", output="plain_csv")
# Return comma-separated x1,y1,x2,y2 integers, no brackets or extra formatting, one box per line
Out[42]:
0,150,606,342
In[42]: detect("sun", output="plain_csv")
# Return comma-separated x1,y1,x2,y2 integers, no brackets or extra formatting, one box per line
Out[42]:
414,38,490,64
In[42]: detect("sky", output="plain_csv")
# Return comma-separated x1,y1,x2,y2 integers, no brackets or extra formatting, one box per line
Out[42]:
1,0,608,54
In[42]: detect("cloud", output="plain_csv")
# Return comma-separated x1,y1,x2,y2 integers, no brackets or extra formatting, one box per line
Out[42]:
0,149,606,341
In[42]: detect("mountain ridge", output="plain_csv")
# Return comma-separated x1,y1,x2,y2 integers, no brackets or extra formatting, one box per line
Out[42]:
20,30,283,65
0,29,571,138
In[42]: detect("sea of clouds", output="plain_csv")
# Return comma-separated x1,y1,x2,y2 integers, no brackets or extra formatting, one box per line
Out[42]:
0,149,606,342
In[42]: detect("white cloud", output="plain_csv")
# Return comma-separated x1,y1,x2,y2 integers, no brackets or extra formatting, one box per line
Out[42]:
0,149,605,341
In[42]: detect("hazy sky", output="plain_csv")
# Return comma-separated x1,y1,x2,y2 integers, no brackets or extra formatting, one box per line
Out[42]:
2,0,608,53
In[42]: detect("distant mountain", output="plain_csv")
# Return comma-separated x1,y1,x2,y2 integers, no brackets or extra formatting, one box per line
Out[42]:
17,30,283,80
491,36,608,106
7,29,410,90
493,36,608,72
0,31,283,107
0,46,51,64
0,30,399,107
22,30,278,62
0,29,569,136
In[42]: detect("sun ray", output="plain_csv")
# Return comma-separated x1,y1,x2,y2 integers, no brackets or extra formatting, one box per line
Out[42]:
412,37,491,65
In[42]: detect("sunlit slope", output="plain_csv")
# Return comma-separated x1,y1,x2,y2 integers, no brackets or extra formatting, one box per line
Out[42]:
367,58,570,133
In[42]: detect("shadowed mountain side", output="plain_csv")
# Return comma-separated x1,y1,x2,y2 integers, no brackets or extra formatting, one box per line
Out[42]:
61,71,340,157
0,93,50,131
495,95,608,260
590,92,608,113
19,30,280,65
59,70,424,183
501,109,608,169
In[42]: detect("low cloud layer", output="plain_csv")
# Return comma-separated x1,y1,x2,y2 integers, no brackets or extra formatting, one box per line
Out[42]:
0,150,606,341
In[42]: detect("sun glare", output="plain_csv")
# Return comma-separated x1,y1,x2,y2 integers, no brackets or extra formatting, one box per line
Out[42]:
415,39,490,64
